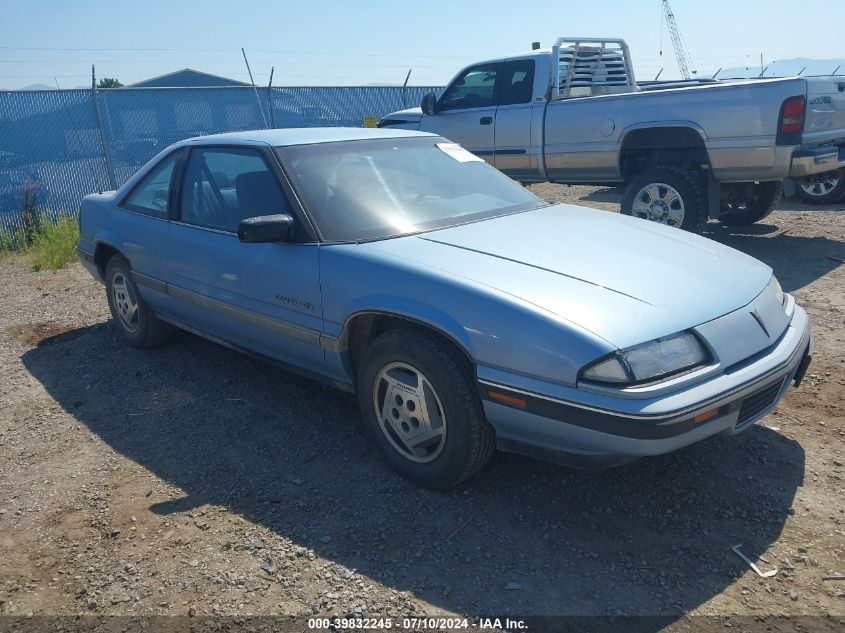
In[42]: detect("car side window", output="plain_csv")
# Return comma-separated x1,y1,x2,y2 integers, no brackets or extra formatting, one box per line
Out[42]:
179,147,289,233
439,63,499,111
122,151,180,217
499,60,535,106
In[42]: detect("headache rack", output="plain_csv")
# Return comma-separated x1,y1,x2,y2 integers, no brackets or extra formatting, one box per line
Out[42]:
551,37,638,99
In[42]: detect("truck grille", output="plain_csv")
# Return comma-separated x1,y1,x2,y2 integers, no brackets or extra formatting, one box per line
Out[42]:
736,380,784,428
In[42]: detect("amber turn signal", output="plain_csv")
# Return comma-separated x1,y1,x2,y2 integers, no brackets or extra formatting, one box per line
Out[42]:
488,390,527,409
692,408,721,425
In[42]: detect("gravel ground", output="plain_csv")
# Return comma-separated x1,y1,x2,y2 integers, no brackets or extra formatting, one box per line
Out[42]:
0,186,843,627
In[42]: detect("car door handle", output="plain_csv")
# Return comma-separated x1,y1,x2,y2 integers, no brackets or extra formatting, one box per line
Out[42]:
479,116,493,125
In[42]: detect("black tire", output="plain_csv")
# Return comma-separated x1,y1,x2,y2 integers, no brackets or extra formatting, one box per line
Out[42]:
105,255,172,348
718,182,782,226
356,327,495,489
621,166,706,233
796,169,845,204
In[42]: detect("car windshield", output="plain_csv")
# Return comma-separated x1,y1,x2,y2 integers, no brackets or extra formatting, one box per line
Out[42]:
277,136,545,242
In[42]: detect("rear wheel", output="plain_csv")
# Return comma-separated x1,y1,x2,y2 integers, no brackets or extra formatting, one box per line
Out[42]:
797,169,845,204
718,181,781,225
356,328,495,489
621,166,706,233
105,255,172,348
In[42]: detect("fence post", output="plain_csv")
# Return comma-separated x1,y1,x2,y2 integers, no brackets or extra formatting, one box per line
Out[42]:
91,66,117,190
267,67,276,129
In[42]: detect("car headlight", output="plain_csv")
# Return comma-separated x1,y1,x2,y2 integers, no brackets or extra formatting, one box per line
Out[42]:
581,331,709,386
769,275,785,307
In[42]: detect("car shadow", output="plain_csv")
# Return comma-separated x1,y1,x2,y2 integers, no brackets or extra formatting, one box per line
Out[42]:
702,223,845,293
571,187,844,293
22,323,805,618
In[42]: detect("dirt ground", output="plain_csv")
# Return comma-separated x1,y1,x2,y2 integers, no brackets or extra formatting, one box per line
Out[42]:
0,186,843,629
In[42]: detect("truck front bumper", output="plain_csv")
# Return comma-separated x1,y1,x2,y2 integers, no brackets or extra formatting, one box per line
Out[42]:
478,305,812,469
789,145,845,178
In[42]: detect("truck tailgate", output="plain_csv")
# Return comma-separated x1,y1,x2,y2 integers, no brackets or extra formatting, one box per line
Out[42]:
803,77,845,146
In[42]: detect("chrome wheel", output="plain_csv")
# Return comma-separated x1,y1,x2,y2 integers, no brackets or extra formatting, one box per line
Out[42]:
111,272,139,332
800,173,840,198
372,361,447,464
631,182,685,227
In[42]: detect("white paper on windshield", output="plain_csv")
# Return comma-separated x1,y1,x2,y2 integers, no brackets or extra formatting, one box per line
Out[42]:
436,142,483,162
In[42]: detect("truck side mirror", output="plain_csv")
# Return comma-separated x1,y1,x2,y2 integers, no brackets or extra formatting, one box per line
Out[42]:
420,92,438,116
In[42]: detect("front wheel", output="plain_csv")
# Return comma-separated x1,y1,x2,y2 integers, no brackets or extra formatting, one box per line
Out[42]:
356,328,495,489
621,167,706,233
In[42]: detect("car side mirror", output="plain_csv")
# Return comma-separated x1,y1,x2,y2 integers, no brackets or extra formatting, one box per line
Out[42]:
238,214,293,243
420,91,438,116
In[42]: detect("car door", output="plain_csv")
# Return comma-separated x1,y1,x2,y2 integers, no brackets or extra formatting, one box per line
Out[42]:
418,62,500,162
494,58,538,181
166,144,324,372
114,149,183,313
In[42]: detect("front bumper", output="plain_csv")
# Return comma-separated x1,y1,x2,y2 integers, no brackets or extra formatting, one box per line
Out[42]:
789,145,845,178
479,305,812,468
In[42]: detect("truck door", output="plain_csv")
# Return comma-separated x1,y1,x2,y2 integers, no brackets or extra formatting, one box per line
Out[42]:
418,62,500,162
494,59,538,181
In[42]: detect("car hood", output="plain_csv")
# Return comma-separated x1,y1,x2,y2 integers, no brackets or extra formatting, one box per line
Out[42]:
380,107,422,124
364,204,773,349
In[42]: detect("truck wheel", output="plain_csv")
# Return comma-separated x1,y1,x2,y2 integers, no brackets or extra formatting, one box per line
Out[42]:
105,255,172,348
718,182,781,226
797,169,845,204
621,167,706,233
356,327,495,489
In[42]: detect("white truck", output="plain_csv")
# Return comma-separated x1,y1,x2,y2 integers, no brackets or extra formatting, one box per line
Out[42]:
379,37,845,231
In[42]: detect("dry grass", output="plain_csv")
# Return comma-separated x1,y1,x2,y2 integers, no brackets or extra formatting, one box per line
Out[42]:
0,214,79,271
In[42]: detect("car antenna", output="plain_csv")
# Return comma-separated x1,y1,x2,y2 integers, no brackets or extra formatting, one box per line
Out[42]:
54,76,102,195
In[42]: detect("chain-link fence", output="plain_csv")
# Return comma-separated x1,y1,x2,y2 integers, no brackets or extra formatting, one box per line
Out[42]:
0,85,440,234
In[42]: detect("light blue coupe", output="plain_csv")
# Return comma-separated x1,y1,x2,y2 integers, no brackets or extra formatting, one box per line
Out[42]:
77,128,813,488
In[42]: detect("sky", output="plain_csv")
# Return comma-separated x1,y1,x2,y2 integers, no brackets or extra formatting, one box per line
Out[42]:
1,0,843,90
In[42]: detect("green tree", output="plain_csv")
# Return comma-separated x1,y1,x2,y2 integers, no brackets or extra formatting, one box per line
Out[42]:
97,77,123,88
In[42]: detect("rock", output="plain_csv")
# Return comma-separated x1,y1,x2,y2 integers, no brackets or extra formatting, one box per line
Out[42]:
789,590,799,601
188,607,197,617
260,559,277,575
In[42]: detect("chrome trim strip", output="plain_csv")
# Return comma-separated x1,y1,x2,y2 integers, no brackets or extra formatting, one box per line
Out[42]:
166,284,321,346
75,245,95,261
132,271,167,293
170,221,237,236
156,314,354,393
319,333,343,352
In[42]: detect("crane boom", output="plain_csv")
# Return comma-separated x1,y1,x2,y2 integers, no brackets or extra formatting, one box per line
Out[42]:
661,0,696,80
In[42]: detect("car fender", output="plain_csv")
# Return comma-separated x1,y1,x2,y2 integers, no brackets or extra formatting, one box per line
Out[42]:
339,295,479,359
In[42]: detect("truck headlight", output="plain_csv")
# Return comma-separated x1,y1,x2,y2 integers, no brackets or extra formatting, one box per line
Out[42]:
580,331,709,386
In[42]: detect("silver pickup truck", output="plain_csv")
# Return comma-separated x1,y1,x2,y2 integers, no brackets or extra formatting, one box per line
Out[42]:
380,37,845,231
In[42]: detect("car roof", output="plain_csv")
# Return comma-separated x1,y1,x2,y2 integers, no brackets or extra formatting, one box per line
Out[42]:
184,127,436,147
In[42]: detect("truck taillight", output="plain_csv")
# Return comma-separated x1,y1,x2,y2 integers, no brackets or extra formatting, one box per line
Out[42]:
780,96,805,134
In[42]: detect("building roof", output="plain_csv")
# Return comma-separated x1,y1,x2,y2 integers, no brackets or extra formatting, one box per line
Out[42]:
184,127,435,147
129,68,248,88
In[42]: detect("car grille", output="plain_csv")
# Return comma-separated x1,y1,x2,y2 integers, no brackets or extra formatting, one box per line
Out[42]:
736,380,784,428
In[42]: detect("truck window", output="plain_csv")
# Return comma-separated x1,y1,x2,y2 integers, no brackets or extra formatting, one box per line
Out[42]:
439,63,499,111
499,60,535,106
